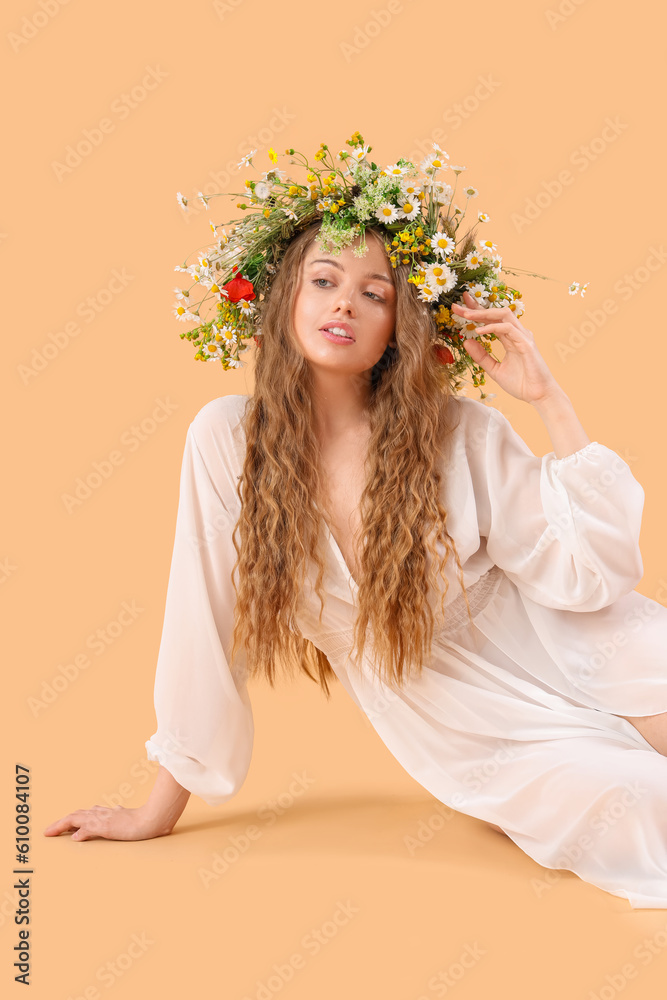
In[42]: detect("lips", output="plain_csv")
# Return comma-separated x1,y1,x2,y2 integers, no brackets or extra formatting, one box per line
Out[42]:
320,323,357,348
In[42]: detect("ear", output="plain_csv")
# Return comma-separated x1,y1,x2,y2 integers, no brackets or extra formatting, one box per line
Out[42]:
388,338,397,349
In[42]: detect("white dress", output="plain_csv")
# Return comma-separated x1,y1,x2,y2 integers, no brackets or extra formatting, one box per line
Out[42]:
145,393,667,910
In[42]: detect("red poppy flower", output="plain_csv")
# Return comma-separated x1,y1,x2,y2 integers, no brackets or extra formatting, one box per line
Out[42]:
223,275,256,303
433,344,454,365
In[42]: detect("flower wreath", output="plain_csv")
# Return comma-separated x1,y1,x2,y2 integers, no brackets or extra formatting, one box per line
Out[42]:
173,130,588,399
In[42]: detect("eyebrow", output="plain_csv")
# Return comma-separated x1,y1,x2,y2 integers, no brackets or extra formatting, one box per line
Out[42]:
308,258,394,286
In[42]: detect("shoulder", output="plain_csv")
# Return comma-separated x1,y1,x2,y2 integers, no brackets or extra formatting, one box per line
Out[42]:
187,394,250,470
445,393,500,451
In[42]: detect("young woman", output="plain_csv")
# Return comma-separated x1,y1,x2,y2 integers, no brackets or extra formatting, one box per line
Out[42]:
44,220,667,910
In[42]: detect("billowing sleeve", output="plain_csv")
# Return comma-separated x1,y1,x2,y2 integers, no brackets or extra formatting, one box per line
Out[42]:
144,399,254,806
477,403,645,612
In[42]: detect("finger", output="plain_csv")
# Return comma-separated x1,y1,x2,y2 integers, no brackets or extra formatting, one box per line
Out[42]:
43,813,85,836
468,322,530,347
454,302,524,330
71,827,96,842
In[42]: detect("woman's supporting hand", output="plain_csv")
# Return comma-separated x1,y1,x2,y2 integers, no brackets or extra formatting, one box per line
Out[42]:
43,765,192,842
452,290,563,406
43,804,172,842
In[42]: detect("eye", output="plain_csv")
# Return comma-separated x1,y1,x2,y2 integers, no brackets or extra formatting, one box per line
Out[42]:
311,278,385,302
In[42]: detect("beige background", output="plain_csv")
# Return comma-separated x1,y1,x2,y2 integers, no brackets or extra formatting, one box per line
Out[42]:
4,0,667,996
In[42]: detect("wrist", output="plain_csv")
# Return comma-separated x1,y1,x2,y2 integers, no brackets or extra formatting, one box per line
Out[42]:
530,384,571,415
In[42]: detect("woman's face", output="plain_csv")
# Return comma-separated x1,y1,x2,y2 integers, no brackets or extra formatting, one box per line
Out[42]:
291,233,397,375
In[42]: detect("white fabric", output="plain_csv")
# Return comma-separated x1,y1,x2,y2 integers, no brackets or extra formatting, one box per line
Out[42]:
145,393,667,909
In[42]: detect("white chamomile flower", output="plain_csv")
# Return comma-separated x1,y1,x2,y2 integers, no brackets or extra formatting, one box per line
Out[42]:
421,152,449,174
477,238,498,256
464,186,479,199
430,233,456,258
237,148,258,169
579,282,590,297
237,299,254,315
375,203,399,224
568,281,581,295
449,164,466,175
487,253,502,272
176,191,188,211
349,144,372,162
465,249,484,269
254,181,271,200
383,163,408,177
417,283,437,303
425,180,453,205
197,191,209,210
172,303,198,322
478,212,491,223
208,221,218,236
173,287,190,301
432,142,450,158
467,282,490,305
397,196,420,221
283,207,298,222
227,357,243,369
197,253,214,269
400,178,423,199
425,262,457,294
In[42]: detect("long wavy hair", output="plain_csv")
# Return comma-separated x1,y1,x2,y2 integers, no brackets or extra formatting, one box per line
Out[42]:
229,219,474,698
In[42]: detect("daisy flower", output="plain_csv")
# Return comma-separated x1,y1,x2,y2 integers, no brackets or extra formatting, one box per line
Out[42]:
400,179,423,199
375,203,400,224
464,186,479,199
417,283,437,303
203,343,223,360
449,165,466,175
466,282,490,305
172,303,199,322
568,281,582,295
383,163,408,177
237,299,255,315
425,180,453,205
349,144,372,162
397,197,420,221
464,250,484,269
282,207,298,222
173,287,190,301
477,238,498,256
430,233,456,258
421,151,449,173
197,191,209,210
237,148,258,169
226,357,243,369
478,212,491,223
425,262,457,294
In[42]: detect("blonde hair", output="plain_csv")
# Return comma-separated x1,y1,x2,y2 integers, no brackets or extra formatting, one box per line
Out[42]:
229,220,473,697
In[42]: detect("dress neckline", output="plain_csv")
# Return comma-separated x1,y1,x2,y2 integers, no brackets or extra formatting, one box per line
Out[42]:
323,520,360,594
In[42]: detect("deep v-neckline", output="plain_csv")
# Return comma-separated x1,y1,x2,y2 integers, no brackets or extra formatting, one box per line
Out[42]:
323,519,360,594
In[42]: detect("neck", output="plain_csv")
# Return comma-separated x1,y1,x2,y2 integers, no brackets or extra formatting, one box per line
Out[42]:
309,367,372,442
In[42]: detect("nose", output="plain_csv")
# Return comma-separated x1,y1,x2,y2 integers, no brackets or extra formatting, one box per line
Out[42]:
332,281,356,315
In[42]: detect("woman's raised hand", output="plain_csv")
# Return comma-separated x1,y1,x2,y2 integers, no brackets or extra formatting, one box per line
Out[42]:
452,290,563,406
43,803,172,842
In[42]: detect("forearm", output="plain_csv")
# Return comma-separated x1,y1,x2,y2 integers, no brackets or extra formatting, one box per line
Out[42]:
531,386,591,460
141,764,192,835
